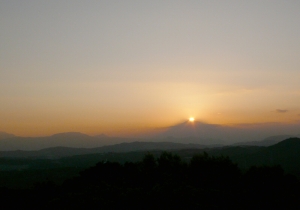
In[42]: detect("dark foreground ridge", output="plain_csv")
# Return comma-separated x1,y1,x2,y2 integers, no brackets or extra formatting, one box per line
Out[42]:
0,152,299,209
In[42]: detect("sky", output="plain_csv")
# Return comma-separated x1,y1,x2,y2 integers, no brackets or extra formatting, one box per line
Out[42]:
1,1,300,137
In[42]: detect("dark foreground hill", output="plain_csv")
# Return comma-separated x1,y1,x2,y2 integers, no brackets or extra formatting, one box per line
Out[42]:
1,138,300,191
1,138,300,173
232,134,297,146
221,138,300,174
0,152,299,209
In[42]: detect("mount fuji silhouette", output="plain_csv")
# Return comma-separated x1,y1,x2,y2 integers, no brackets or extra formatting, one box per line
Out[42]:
150,121,300,145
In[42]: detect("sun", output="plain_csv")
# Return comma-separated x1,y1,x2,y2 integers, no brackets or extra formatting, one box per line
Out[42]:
189,117,195,122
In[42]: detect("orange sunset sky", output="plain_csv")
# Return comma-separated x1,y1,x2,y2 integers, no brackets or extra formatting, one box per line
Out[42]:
1,1,300,137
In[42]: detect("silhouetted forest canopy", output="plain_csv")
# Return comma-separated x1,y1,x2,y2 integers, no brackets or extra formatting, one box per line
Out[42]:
0,152,299,209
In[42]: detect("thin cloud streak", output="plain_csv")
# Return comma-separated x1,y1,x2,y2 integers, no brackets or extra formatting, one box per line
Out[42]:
275,109,288,113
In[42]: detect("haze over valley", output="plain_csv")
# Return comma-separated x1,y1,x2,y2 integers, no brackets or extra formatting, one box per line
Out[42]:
1,120,299,151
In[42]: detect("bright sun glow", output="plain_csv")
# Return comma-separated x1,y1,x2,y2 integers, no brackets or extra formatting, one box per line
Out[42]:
189,117,195,122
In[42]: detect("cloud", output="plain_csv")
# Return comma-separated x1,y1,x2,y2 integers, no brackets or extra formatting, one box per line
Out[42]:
275,109,288,113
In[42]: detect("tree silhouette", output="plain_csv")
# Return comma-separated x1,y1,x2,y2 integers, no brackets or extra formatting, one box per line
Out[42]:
1,151,299,209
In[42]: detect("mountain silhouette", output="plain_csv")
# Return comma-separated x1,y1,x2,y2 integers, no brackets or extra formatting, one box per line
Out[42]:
0,141,207,159
1,121,300,150
232,135,297,146
152,121,300,144
268,137,300,156
0,132,16,140
153,121,227,144
224,137,300,172
0,132,129,151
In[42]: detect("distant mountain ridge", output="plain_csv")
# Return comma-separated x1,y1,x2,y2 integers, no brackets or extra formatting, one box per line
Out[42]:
1,137,300,176
0,132,16,140
1,135,299,160
1,121,300,150
0,132,133,151
0,141,208,159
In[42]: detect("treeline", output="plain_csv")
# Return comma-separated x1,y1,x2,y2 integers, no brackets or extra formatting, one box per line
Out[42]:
1,152,299,209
